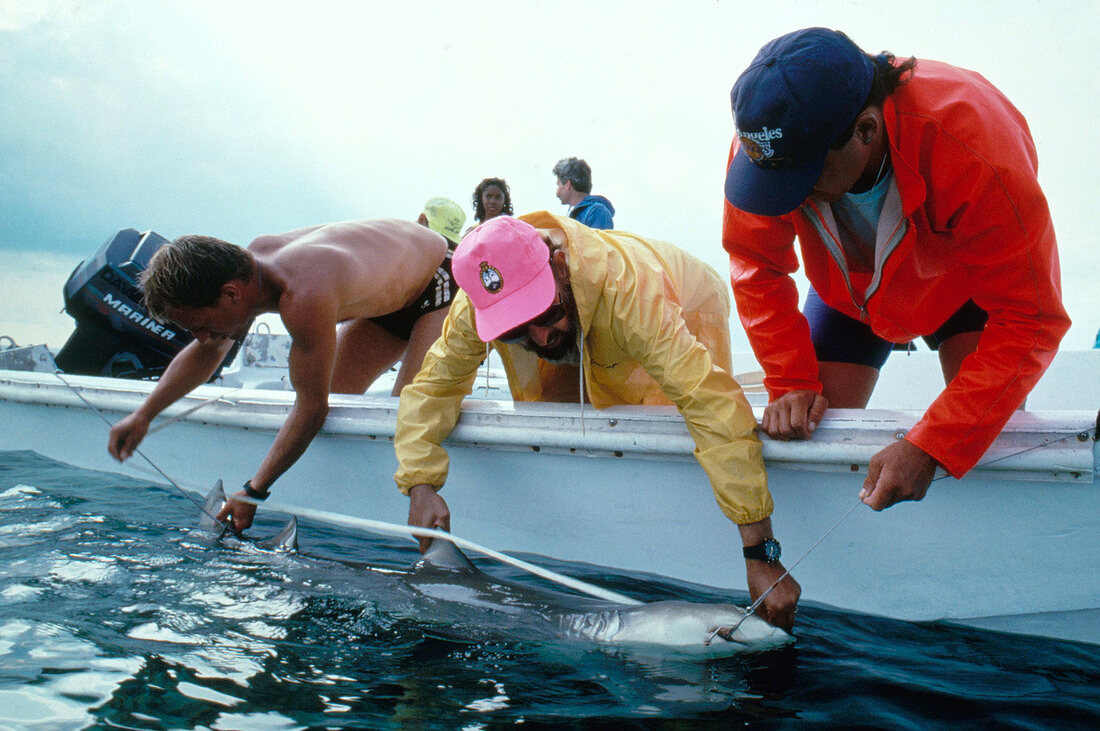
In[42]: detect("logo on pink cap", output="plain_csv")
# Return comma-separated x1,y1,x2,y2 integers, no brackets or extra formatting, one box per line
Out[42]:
452,216,558,342
479,262,503,293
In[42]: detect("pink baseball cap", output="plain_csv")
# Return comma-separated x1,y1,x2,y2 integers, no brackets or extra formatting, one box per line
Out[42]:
452,216,556,342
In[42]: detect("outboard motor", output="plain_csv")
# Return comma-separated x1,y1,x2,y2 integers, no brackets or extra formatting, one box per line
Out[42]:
54,228,238,380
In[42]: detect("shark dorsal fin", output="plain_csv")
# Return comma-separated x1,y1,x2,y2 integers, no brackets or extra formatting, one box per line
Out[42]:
199,480,227,532
419,538,477,571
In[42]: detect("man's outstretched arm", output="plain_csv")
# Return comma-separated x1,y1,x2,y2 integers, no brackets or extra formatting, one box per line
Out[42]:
613,285,801,628
108,338,235,461
738,517,801,631
217,297,338,530
393,294,488,549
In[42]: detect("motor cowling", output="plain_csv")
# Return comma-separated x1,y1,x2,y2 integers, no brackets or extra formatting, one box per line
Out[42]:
54,228,237,379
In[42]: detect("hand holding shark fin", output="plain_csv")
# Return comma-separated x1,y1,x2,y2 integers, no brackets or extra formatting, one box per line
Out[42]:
200,481,298,551
215,487,259,532
407,484,450,553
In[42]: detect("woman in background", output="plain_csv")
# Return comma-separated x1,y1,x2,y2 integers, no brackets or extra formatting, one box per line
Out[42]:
466,177,513,234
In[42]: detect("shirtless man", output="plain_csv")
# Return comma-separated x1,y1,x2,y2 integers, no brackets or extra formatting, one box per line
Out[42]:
107,219,456,529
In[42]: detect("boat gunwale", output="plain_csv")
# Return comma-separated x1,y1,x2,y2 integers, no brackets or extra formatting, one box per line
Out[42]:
1,369,1094,483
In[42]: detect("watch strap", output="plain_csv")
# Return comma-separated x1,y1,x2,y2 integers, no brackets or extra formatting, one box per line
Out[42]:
743,537,780,563
243,480,269,501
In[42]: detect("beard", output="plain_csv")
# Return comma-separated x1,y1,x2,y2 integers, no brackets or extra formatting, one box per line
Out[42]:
528,327,579,364
523,282,580,363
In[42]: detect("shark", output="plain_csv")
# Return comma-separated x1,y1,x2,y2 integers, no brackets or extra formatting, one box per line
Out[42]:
198,482,792,654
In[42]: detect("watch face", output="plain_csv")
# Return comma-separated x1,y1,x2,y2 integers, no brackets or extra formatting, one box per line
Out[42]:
743,537,782,563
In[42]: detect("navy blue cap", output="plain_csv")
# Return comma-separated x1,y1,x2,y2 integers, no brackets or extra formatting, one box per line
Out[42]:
725,28,874,217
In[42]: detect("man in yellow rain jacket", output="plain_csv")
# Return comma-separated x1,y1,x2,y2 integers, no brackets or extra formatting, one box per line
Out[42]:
394,212,800,630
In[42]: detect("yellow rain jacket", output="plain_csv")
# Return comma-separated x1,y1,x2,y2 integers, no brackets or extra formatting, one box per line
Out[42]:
394,211,772,525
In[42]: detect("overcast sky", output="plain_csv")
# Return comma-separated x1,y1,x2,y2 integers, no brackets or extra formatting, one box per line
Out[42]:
1,0,1096,351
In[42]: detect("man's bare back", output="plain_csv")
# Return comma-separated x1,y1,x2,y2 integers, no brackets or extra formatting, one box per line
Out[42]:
249,219,448,321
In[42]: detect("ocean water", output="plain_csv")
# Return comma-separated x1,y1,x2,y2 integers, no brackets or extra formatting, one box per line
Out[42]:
1,450,1097,729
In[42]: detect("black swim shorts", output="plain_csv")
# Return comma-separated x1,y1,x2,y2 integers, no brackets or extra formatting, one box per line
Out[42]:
369,241,456,341
804,287,988,369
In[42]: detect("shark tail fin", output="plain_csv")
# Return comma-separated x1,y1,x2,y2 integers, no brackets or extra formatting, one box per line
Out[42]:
198,480,227,532
259,516,299,553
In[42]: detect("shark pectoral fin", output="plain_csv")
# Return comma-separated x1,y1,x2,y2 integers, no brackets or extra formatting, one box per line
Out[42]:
259,516,299,553
198,480,227,532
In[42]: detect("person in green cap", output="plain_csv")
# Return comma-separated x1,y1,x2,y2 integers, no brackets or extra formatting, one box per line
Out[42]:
417,196,466,245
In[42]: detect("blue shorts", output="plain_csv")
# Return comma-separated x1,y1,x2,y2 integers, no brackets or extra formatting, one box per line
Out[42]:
804,288,988,369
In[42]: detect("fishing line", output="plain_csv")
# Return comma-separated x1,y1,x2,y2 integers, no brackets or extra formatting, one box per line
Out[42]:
53,371,226,528
50,371,642,606
146,390,241,434
710,423,1098,643
708,496,863,644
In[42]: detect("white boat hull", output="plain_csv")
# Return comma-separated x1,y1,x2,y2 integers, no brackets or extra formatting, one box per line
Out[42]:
0,363,1097,643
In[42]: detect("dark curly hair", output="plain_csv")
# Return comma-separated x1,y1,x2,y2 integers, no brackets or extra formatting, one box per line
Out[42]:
472,177,513,223
830,52,918,149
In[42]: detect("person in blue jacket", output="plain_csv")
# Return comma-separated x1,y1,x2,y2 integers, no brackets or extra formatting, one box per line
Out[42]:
553,157,615,229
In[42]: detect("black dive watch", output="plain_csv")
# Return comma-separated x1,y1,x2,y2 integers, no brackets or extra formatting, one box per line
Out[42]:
743,537,781,563
243,480,269,501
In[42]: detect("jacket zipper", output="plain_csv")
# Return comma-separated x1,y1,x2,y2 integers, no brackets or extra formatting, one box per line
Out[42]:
802,193,909,320
803,202,867,318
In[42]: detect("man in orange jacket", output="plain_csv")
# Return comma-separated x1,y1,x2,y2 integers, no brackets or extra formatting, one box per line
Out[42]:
722,28,1070,511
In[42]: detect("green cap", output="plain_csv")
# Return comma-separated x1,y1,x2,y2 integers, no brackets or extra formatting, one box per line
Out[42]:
422,197,466,244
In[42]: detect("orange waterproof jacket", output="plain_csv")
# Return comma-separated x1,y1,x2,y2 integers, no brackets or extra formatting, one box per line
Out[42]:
722,59,1070,478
